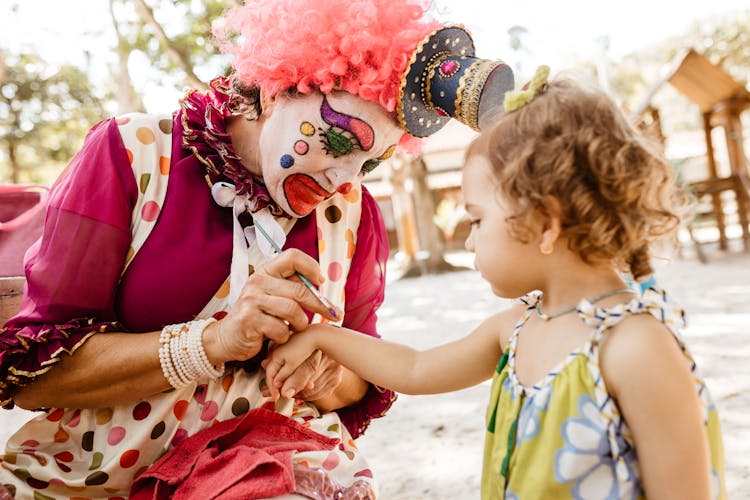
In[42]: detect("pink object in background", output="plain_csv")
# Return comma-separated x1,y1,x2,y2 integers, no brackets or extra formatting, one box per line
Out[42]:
0,184,49,278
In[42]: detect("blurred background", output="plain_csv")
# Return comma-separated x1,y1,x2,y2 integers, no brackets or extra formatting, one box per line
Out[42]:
1,0,749,267
1,2,749,497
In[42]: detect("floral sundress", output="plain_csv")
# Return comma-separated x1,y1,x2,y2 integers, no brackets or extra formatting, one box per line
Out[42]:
481,288,726,499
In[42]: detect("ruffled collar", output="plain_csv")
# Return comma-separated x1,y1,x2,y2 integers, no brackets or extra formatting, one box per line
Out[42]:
179,77,286,217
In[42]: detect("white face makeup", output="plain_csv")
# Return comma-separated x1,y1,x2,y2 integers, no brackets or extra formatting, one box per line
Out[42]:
257,90,403,217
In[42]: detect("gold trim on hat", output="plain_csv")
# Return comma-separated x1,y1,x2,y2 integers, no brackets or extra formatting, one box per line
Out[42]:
397,27,445,131
397,24,471,134
423,51,450,114
455,59,503,131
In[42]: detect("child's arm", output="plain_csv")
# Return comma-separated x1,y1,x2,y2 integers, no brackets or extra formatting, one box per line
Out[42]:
600,315,713,499
264,305,521,399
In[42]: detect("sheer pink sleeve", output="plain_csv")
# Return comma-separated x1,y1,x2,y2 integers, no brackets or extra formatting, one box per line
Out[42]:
0,118,138,408
336,186,396,438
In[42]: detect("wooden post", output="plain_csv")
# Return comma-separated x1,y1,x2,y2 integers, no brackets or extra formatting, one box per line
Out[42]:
703,112,728,249
384,155,420,264
716,102,750,250
409,157,460,274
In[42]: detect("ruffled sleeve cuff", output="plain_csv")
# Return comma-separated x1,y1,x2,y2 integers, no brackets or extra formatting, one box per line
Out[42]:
0,318,120,408
336,384,397,439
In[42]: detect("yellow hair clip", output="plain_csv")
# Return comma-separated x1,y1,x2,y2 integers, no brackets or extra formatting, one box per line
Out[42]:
503,65,550,113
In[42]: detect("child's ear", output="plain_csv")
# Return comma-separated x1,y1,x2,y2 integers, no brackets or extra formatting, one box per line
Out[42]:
538,196,562,255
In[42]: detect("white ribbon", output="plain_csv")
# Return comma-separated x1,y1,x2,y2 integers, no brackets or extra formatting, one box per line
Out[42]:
210,181,287,307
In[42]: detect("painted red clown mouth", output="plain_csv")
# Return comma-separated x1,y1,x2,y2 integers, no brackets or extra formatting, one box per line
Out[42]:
283,174,334,216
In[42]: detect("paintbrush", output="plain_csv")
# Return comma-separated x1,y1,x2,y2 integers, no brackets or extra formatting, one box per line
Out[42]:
253,219,338,319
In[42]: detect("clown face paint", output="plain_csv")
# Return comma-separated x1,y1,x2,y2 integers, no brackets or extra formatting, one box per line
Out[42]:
257,90,402,217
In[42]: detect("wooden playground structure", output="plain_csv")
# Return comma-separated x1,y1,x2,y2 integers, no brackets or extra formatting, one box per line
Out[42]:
633,48,750,261
371,47,750,271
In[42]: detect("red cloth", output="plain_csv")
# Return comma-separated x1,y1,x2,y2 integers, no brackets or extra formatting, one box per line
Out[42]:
130,408,338,500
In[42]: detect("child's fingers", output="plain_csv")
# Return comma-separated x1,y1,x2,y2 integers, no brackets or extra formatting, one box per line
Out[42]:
263,358,285,400
280,377,298,399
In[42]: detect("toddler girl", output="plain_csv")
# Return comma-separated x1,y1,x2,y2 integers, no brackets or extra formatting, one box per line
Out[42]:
263,67,726,499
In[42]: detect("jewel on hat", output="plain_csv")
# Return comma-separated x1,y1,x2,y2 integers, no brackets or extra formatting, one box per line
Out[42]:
397,25,515,137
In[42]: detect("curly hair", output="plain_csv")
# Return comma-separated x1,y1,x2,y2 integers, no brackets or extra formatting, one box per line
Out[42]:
467,79,689,279
214,0,440,114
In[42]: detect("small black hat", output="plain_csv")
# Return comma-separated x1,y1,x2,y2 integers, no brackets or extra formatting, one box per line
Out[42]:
397,25,515,137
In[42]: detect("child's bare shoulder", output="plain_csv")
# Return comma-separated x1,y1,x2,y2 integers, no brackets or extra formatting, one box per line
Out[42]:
599,313,687,395
478,303,525,350
602,313,677,354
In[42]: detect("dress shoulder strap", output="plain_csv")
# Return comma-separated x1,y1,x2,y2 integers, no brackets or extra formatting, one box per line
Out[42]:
577,286,686,345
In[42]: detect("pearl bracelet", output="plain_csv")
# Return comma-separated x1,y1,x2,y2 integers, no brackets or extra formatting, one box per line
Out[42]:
158,324,187,389
158,319,224,389
187,318,224,379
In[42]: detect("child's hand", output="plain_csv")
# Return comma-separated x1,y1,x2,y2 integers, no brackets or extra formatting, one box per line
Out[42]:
261,331,318,400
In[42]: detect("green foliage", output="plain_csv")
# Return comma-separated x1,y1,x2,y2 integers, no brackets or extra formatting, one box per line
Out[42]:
0,52,110,184
689,11,750,84
113,0,234,87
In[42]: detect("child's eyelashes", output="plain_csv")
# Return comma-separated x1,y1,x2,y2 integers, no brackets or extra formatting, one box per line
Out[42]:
470,218,481,227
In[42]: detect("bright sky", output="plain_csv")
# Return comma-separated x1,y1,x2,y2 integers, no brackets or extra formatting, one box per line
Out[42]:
2,0,747,113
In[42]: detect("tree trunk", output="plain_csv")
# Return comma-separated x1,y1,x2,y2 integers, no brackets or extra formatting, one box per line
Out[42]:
385,154,464,279
384,155,420,265
110,0,145,114
410,156,462,274
8,140,19,184
133,0,206,90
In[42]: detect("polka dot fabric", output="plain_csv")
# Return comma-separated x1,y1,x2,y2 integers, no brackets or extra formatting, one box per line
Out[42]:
115,113,173,271
1,373,371,497
310,184,362,326
0,115,372,498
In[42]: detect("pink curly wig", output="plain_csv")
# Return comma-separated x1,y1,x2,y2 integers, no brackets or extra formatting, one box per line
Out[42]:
215,0,441,114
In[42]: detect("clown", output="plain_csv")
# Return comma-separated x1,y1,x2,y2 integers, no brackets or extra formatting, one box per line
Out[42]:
0,0,513,497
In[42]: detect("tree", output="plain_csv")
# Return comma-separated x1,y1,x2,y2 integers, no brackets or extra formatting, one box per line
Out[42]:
0,52,109,184
1,0,238,183
109,0,235,94
110,0,145,114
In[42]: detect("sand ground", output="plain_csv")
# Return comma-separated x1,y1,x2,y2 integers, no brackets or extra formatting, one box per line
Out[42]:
1,244,748,499
355,245,750,499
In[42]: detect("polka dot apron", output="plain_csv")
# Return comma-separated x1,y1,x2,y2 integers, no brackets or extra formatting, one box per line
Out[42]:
0,113,374,499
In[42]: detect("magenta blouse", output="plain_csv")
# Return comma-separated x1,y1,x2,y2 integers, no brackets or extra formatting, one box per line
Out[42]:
0,79,395,438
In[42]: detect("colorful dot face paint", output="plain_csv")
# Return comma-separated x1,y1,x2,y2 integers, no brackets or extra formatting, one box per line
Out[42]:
294,140,309,155
256,91,404,217
280,154,295,168
300,122,315,136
